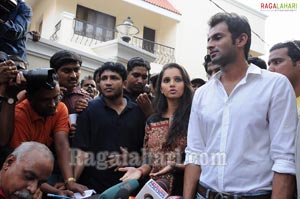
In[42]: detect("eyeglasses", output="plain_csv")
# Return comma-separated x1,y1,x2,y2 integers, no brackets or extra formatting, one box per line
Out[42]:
131,72,148,80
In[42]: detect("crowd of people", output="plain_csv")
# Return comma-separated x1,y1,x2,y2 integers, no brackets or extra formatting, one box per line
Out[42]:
0,1,300,199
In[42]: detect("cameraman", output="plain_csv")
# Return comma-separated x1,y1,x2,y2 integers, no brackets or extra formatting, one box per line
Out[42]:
0,58,21,147
0,65,88,196
0,0,32,61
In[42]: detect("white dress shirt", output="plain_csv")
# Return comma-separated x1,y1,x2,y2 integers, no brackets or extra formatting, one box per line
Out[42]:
185,64,297,193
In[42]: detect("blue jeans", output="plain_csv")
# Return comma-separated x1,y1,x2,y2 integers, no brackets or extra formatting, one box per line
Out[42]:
196,182,271,199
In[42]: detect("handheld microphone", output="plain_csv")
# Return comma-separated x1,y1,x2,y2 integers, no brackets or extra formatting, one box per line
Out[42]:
97,179,139,199
156,179,170,194
135,179,170,199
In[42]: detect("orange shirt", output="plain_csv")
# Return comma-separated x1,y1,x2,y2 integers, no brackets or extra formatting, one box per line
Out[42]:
9,99,70,148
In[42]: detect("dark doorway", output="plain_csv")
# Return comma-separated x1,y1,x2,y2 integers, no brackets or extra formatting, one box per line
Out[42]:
143,27,155,53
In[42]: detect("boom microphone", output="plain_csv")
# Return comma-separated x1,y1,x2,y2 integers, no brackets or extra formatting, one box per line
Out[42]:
98,179,139,199
135,179,170,199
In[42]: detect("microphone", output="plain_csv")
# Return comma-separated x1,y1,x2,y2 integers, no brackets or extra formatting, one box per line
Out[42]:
135,179,170,199
166,196,184,199
97,179,139,199
156,179,170,194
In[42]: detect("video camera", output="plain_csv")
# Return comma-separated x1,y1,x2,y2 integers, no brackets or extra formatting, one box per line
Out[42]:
0,0,17,23
0,51,26,70
0,51,58,89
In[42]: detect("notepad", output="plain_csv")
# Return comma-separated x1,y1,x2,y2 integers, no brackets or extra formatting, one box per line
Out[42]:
74,189,96,199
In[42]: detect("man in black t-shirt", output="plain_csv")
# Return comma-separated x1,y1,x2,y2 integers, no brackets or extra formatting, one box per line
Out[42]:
73,62,146,193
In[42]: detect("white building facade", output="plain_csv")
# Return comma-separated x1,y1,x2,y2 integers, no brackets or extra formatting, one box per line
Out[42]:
26,0,266,79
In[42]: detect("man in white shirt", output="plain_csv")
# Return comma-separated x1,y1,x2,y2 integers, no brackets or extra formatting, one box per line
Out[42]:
183,12,297,199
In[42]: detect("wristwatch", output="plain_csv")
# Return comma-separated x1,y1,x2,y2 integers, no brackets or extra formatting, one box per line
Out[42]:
7,97,16,105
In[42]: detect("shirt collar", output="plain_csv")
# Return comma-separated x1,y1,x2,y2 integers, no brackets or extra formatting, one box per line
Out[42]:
100,95,135,109
212,63,262,81
21,99,43,122
64,86,84,96
19,99,60,122
246,63,262,75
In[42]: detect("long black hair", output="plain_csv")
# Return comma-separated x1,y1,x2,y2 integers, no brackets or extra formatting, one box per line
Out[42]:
153,63,193,150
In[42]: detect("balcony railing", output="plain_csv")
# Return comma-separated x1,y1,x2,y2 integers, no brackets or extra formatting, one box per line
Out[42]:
49,18,175,65
70,18,115,46
131,36,175,65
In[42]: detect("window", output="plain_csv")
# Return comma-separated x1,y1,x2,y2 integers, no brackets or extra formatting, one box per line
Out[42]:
143,27,155,53
75,5,116,42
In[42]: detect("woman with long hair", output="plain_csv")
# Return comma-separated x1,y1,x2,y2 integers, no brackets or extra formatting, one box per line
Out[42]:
119,63,193,195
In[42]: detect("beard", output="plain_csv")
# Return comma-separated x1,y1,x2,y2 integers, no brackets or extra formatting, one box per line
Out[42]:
102,87,123,100
211,47,237,67
14,190,32,199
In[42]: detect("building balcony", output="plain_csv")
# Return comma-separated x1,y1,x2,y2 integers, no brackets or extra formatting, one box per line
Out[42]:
49,14,175,65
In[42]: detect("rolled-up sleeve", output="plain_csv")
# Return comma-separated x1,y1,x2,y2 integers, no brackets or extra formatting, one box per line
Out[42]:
269,76,297,174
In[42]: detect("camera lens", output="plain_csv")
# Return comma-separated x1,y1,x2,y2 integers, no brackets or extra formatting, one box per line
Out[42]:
0,51,8,63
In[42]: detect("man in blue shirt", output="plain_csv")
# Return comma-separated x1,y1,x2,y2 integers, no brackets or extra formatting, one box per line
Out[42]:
0,0,32,61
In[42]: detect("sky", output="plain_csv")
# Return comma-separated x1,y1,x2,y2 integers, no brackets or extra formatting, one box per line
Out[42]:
235,0,300,61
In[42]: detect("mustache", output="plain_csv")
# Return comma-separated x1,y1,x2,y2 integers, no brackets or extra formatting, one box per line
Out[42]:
68,77,78,81
86,88,93,93
14,190,33,199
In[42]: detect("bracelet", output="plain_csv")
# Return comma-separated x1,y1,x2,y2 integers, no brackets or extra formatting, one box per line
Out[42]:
65,177,76,184
137,168,144,178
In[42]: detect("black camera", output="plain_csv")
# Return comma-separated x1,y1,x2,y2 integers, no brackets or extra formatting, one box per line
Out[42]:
22,68,58,90
0,51,26,70
0,0,17,23
0,51,58,89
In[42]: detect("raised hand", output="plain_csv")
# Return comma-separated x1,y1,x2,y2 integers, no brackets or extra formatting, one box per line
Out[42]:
118,167,142,181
